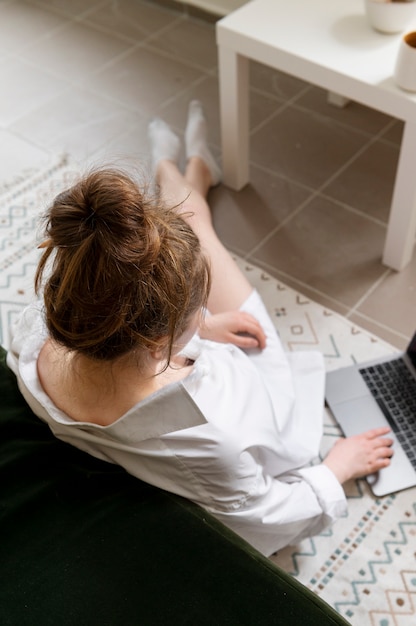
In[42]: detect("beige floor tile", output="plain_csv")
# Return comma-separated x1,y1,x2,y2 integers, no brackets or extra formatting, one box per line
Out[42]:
249,91,286,133
83,0,181,43
250,194,387,307
355,256,416,340
89,45,201,114
19,19,134,83
0,56,67,126
210,164,312,253
250,106,371,189
250,61,309,100
0,129,50,186
11,88,141,161
147,17,217,71
158,74,284,148
158,75,222,142
382,120,404,146
0,0,65,54
92,119,152,176
322,139,400,224
296,86,395,136
29,0,104,18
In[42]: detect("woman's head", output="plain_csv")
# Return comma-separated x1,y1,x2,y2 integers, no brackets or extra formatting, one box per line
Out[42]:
35,169,210,363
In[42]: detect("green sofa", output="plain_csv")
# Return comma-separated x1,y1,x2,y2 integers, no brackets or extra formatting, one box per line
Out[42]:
0,346,350,625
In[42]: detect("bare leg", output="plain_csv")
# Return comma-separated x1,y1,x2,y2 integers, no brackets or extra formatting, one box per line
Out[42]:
148,102,254,313
156,157,252,314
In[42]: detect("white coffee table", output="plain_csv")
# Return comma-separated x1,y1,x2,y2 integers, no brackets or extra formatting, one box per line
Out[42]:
216,0,416,270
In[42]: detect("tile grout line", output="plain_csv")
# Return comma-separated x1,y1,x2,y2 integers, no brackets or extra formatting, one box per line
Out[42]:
246,116,398,258
244,187,322,259
13,34,214,124
248,84,313,136
317,192,387,228
13,5,206,89
242,256,407,346
317,117,398,196
241,256,350,312
345,267,391,319
346,309,409,344
291,99,399,145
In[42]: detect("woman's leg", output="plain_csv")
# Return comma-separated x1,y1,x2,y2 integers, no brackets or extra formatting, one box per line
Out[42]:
149,112,253,314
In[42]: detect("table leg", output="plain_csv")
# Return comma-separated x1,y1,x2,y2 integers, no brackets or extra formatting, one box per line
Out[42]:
218,46,249,190
382,120,416,271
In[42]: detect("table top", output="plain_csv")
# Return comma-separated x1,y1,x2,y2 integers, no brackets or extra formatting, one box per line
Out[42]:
217,0,416,120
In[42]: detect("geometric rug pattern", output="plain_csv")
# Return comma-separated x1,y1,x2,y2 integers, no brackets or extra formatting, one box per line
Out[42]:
1,156,415,626
236,263,414,626
239,271,415,626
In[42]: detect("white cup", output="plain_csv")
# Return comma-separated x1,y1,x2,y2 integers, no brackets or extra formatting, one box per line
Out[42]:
364,0,416,34
394,31,416,92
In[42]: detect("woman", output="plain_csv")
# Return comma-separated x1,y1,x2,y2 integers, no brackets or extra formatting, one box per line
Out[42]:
7,101,393,556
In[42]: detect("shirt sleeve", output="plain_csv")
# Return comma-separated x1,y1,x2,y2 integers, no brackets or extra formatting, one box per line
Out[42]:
207,462,347,557
6,303,46,375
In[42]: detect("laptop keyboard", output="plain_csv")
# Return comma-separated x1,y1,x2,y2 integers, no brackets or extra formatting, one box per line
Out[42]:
360,359,416,469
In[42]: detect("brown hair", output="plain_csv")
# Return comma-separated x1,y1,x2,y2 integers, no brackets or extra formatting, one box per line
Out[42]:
35,169,210,363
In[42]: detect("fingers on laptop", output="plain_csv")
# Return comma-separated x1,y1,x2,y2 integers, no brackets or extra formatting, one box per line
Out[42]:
323,428,394,484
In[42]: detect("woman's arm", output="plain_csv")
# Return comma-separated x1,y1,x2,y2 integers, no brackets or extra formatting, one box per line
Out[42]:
202,461,348,557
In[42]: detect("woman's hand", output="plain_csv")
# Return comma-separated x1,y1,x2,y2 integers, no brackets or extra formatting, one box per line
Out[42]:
323,427,394,484
199,311,267,350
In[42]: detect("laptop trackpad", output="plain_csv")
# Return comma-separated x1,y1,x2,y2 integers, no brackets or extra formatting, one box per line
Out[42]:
332,395,388,437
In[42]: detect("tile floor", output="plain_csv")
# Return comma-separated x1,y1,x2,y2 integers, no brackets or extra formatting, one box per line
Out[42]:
1,0,415,349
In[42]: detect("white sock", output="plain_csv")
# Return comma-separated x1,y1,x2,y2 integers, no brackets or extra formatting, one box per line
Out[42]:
185,100,221,186
148,118,181,173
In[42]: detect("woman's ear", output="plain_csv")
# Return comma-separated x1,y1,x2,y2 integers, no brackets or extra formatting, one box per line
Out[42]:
149,337,170,361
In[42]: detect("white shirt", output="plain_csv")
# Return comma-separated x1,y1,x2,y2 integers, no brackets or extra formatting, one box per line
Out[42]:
7,290,347,556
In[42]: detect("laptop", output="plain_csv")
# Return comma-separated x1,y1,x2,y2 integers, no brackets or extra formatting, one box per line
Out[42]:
325,332,416,496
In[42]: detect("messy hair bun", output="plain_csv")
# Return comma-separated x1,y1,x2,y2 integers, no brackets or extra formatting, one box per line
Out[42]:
35,169,210,362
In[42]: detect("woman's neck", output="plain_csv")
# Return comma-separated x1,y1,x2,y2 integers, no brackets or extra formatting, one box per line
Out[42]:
37,340,193,426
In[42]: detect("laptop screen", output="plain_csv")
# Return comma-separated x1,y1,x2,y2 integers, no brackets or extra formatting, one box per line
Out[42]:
406,332,416,368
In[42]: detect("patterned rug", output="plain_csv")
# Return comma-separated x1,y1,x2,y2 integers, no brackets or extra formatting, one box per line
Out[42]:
1,156,415,626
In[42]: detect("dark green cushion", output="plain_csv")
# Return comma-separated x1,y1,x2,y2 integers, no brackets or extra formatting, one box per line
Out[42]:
0,346,350,625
